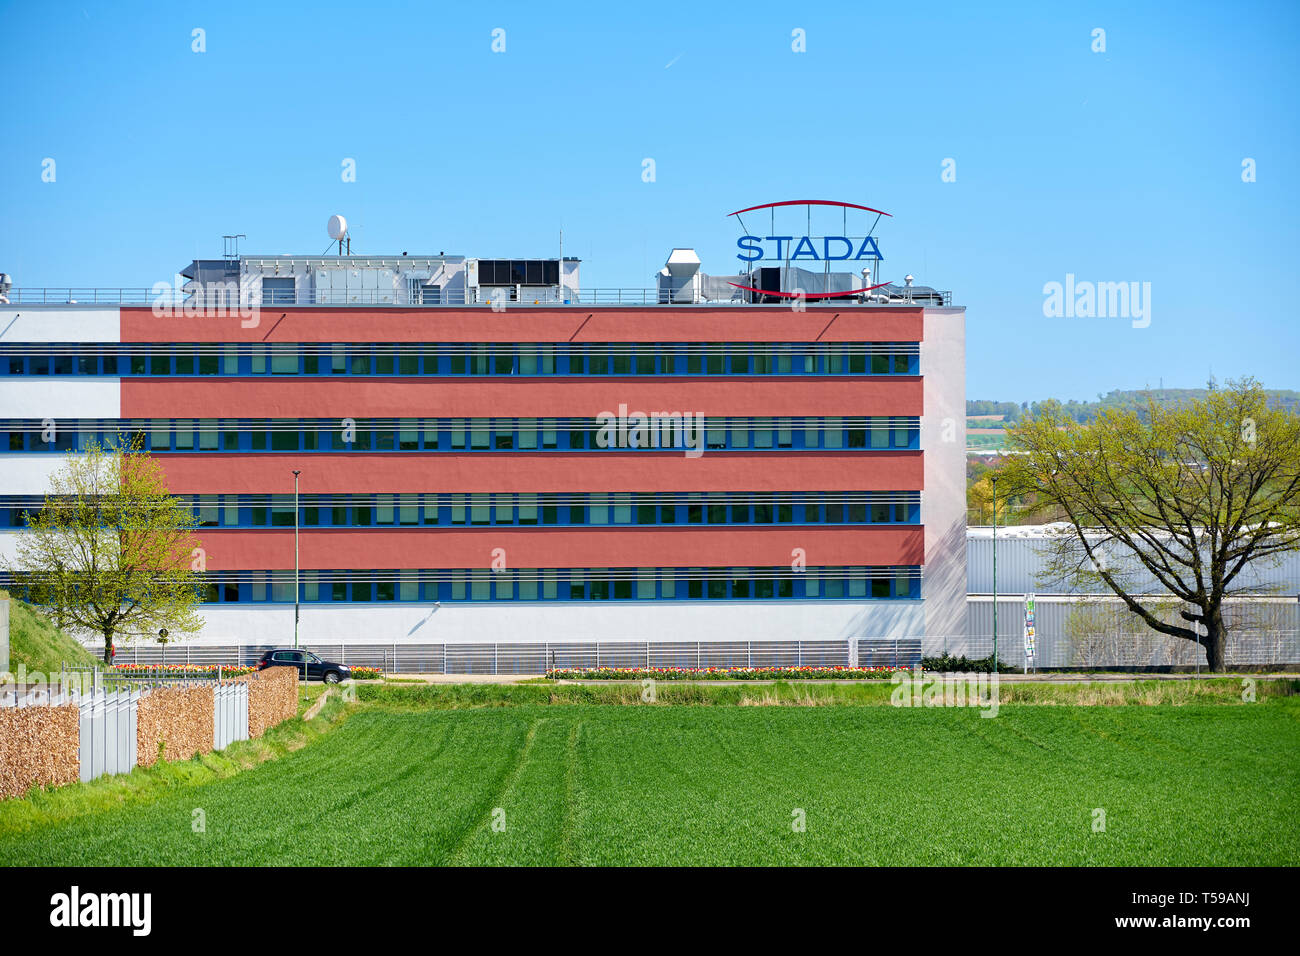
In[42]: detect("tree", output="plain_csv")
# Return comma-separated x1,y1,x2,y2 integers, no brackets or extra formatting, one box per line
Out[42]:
967,474,1013,525
5,438,205,663
1000,379,1300,671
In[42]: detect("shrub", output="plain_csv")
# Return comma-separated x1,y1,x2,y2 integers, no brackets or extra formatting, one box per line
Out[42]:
919,654,1003,673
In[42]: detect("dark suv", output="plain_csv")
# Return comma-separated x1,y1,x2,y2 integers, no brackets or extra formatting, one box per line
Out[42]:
257,649,351,684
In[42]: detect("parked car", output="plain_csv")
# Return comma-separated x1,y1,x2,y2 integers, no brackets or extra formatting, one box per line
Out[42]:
257,649,351,683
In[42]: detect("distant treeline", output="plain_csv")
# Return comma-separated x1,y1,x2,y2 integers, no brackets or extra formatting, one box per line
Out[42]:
968,388,1300,425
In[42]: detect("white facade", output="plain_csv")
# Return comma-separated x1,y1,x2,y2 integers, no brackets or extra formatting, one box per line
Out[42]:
920,307,968,640
0,378,121,419
0,307,120,343
0,456,75,496
159,600,927,646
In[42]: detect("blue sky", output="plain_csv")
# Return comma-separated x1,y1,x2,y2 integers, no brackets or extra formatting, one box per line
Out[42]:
1,0,1296,402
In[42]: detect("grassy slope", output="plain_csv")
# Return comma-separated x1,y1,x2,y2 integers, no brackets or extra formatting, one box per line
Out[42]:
1,691,1296,866
3,594,97,675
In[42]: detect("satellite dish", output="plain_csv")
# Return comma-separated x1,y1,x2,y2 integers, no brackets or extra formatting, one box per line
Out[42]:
327,215,348,241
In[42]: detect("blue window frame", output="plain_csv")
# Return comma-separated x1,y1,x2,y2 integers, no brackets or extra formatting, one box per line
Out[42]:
144,565,923,604
0,417,922,453
0,343,921,377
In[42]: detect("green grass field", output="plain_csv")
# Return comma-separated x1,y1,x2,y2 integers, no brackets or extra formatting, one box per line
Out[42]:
2,687,1297,866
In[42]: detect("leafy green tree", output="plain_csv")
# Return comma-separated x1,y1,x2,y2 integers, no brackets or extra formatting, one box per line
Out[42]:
4,439,205,663
1001,380,1300,671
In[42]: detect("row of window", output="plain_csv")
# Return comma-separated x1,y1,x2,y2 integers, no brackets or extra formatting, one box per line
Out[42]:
193,567,922,603
5,417,922,453
1,492,921,529
0,342,919,377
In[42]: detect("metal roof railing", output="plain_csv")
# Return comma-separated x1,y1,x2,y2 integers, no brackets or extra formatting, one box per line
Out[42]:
2,287,953,308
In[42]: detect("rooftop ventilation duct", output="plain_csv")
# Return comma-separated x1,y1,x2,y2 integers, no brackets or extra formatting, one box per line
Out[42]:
658,248,702,303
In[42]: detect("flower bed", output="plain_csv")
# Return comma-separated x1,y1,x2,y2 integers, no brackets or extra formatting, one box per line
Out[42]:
109,663,256,677
110,663,382,679
546,665,912,681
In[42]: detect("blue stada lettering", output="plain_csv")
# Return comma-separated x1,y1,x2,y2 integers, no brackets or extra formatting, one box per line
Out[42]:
737,235,883,262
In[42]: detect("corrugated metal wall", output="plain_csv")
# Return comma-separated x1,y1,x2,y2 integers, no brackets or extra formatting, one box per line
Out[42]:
967,535,1300,596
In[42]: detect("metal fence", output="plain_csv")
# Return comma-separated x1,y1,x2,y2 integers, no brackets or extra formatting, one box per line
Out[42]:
0,687,141,783
2,676,249,785
85,639,923,674
963,597,1300,668
83,619,1300,674
213,682,249,751
77,689,140,782
4,287,952,308
61,664,240,691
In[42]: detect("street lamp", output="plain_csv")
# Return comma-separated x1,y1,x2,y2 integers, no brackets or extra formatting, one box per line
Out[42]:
990,474,999,675
292,470,301,652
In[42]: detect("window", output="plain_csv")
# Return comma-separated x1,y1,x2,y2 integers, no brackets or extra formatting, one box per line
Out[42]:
518,494,538,526
399,495,418,526
271,344,297,375
469,494,490,526
271,428,298,451
871,417,889,449
262,277,296,305
399,419,418,451
271,573,294,603
197,496,219,527
271,496,295,527
352,496,372,526
477,260,559,286
494,494,514,525
198,419,218,451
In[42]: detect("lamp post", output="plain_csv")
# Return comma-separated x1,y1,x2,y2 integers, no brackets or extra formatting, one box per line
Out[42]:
990,474,999,675
292,470,301,652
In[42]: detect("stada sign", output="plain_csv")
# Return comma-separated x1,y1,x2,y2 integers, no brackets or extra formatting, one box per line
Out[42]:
728,199,892,299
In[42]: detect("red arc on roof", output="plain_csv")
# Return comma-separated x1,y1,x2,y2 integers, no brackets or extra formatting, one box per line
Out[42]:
727,200,892,218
